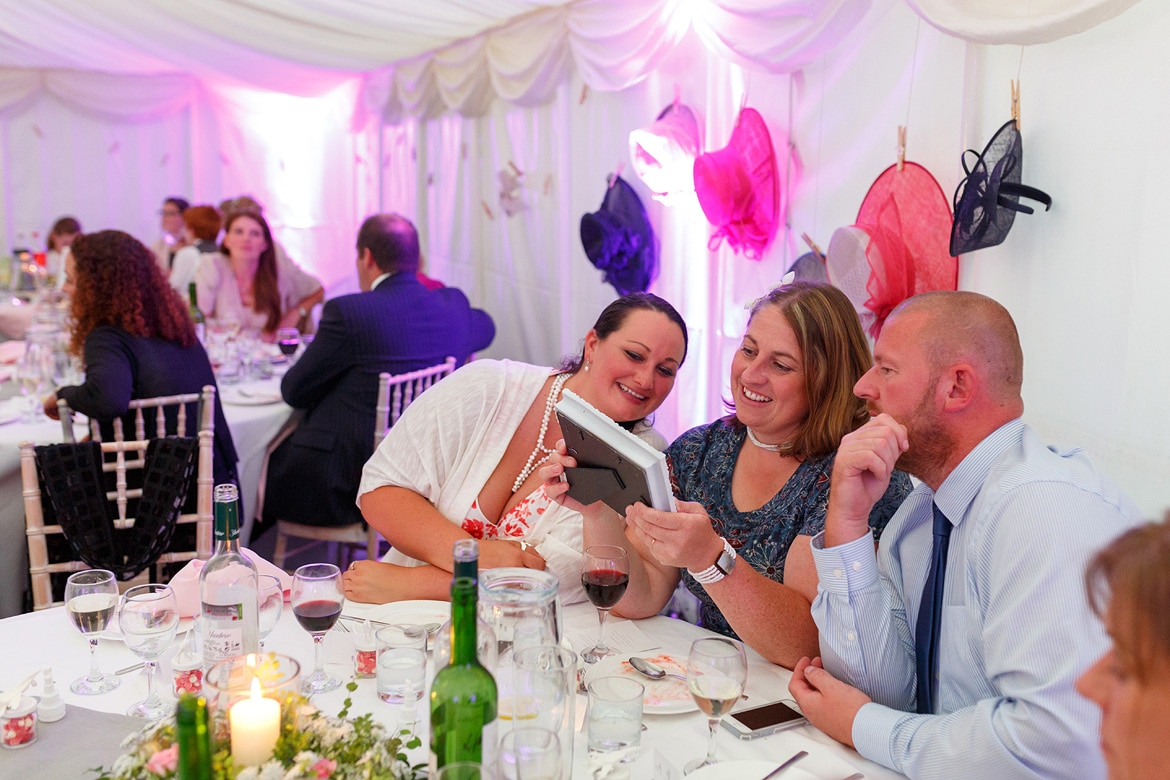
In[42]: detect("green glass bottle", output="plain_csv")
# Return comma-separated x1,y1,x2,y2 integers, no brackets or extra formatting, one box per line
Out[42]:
187,282,205,345
429,544,497,774
176,694,213,780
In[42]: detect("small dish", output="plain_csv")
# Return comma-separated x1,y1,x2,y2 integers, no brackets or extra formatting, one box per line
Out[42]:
584,652,697,714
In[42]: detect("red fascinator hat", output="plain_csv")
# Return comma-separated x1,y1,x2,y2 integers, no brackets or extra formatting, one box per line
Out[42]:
693,107,779,260
827,162,956,337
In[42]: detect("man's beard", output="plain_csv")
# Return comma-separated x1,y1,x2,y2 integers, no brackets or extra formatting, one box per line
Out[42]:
874,388,955,482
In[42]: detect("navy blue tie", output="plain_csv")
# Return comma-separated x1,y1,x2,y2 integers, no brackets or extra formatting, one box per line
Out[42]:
915,502,951,714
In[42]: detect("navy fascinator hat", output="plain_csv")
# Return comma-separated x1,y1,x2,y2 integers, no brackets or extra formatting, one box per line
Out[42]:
580,174,659,296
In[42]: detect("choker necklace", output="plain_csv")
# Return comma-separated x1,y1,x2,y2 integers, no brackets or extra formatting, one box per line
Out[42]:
745,427,787,452
513,372,571,493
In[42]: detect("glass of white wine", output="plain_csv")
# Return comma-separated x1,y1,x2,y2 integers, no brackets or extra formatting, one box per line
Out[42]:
64,569,121,695
684,636,748,774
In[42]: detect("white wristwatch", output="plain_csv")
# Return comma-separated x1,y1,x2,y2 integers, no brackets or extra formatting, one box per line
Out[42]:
688,537,737,585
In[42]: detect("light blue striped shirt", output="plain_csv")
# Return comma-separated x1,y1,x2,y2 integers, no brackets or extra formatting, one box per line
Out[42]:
810,419,1142,779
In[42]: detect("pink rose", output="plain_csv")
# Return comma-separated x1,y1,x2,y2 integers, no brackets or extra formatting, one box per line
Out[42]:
312,757,337,778
146,744,179,775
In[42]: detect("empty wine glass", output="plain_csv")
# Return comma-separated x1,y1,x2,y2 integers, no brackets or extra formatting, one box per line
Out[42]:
275,327,300,362
257,574,284,651
684,637,747,774
119,583,180,719
580,545,629,664
17,327,54,422
292,563,345,694
64,569,120,695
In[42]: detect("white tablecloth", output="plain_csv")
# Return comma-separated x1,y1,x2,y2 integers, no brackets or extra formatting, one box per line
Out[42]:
0,375,291,617
0,601,905,779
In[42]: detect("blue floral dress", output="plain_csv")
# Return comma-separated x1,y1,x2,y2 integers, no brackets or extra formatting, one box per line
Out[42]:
667,418,911,639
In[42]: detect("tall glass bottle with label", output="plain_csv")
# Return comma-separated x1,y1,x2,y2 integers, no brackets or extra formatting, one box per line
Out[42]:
429,540,497,774
199,484,258,670
433,540,496,669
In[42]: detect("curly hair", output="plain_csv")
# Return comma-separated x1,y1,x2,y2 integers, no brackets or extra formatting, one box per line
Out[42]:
221,211,281,332
69,230,195,355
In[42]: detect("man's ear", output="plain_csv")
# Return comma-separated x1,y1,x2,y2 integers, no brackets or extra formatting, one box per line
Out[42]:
941,363,977,412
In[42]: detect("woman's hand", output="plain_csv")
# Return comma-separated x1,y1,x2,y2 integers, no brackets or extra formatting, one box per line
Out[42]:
625,499,723,571
478,538,547,570
343,560,404,604
42,393,60,420
538,439,584,511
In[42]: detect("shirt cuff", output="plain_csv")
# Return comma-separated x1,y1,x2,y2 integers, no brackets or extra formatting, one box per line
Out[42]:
810,530,879,595
853,701,911,771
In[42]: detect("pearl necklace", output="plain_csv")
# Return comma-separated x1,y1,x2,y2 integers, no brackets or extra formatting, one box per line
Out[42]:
513,372,571,493
745,427,788,452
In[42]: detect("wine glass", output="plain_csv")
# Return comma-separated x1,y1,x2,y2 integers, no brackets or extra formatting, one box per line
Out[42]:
683,637,748,774
119,583,180,719
292,563,345,694
580,545,629,664
275,327,300,362
257,574,284,651
16,332,53,422
64,569,121,695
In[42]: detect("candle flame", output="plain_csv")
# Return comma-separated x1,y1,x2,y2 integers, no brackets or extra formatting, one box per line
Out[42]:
251,678,262,699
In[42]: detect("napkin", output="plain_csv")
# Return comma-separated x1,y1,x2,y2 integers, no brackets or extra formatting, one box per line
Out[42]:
168,548,292,617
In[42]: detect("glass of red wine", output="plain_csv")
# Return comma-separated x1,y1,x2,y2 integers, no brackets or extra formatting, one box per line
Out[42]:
291,563,345,694
276,327,300,363
580,544,629,664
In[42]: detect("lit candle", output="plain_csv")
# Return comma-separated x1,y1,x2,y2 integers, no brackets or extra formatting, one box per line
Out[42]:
229,678,280,767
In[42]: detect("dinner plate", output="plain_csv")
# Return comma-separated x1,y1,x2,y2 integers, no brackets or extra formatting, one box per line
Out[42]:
220,388,283,406
342,599,450,630
685,760,817,780
584,653,697,714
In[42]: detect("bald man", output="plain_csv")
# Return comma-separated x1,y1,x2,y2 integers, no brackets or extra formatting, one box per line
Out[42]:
789,292,1142,779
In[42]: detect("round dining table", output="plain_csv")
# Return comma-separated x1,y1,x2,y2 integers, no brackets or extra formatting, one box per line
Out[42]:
0,598,904,779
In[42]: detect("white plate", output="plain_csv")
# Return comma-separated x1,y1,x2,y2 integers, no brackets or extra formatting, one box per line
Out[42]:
342,599,450,630
584,653,697,714
686,760,817,780
220,388,282,406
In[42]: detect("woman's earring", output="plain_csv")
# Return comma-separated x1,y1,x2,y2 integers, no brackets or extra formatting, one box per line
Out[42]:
584,360,591,372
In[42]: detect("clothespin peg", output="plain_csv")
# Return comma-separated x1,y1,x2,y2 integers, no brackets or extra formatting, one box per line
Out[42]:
579,84,589,105
896,126,907,171
1011,80,1021,129
543,174,553,196
800,232,826,263
508,160,523,177
481,199,495,220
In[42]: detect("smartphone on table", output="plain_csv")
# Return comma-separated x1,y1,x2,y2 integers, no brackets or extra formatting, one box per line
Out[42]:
721,699,808,740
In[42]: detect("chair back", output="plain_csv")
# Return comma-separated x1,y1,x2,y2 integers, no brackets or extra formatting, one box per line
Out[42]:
374,357,457,448
23,386,216,610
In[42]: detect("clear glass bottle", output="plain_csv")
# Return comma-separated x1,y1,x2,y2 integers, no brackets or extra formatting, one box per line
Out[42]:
199,484,258,670
429,541,497,775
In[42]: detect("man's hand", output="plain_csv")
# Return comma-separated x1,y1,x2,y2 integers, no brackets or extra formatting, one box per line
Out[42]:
825,414,908,546
625,500,722,571
788,657,870,748
42,393,60,420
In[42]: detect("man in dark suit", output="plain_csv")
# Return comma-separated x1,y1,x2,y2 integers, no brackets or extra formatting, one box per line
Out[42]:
260,213,495,530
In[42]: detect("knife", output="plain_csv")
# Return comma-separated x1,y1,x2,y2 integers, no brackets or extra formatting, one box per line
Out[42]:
761,750,808,779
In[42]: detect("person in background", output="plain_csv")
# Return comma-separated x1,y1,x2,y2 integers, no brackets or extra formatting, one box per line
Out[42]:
45,216,81,283
344,293,687,606
551,282,910,668
194,210,323,340
169,205,221,293
151,196,190,272
787,291,1143,779
259,213,495,540
1077,516,1170,780
44,230,238,490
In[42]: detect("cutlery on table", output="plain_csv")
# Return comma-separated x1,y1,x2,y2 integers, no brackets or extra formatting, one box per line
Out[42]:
760,750,808,779
116,662,145,675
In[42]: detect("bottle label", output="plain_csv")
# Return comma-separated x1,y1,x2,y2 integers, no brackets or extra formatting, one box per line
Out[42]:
202,602,245,663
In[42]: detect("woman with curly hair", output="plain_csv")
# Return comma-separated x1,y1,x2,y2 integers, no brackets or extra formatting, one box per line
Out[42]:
194,210,323,340
44,230,239,489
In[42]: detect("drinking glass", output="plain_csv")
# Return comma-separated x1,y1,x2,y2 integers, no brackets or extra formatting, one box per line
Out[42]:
64,569,120,695
586,675,643,767
275,327,300,362
498,727,562,780
512,645,577,779
119,584,180,719
580,545,629,663
291,563,345,694
375,624,427,704
16,334,52,423
684,637,747,774
257,575,283,651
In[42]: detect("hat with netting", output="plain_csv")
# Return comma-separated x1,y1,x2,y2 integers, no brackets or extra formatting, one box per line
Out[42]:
629,102,703,206
580,174,658,296
950,119,1052,256
828,162,956,337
